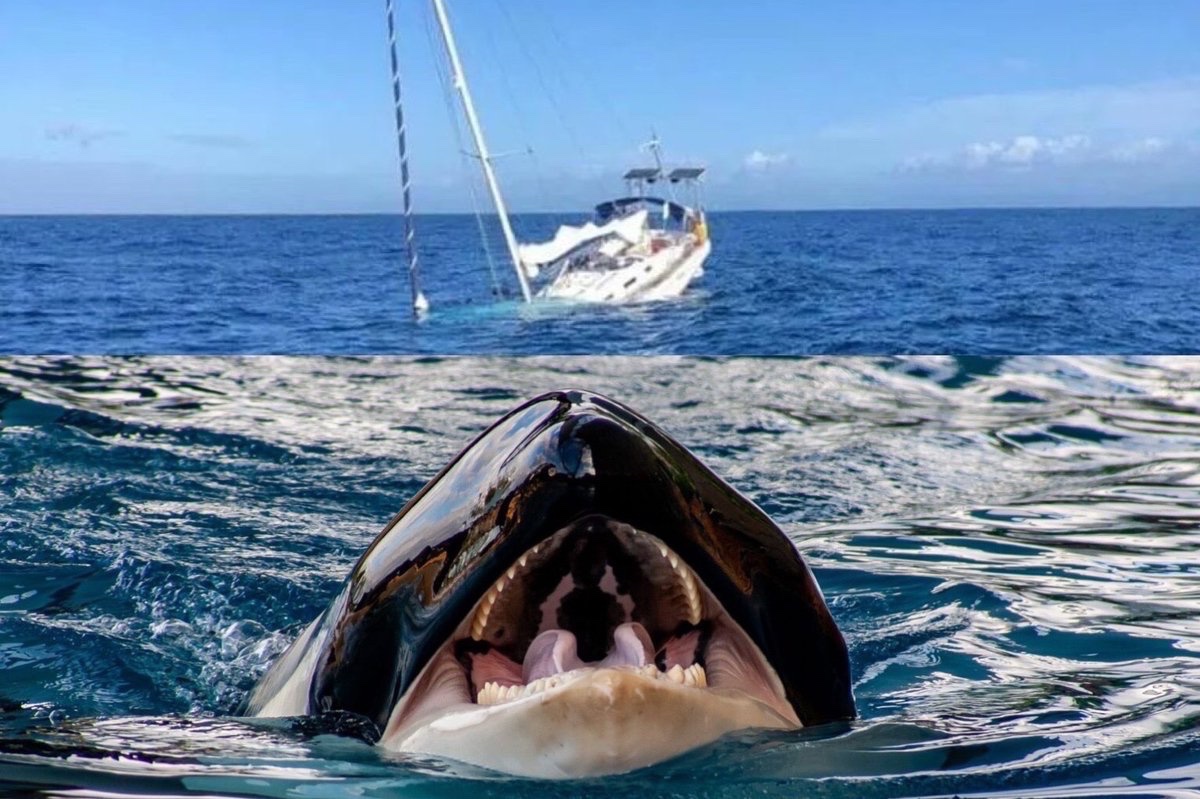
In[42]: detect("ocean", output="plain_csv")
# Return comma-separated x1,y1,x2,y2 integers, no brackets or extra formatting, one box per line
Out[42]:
2,208,1198,354
1,355,1198,797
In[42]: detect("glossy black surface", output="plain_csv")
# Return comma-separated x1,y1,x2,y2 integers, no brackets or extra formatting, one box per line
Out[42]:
308,391,855,728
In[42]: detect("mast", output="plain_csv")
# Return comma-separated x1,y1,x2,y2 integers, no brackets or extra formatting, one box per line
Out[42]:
429,0,532,303
644,132,677,204
386,0,429,316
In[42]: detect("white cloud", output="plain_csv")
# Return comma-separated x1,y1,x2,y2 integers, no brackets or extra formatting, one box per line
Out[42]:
743,150,791,171
972,133,1091,168
900,131,1200,175
905,134,1093,172
1110,136,1170,163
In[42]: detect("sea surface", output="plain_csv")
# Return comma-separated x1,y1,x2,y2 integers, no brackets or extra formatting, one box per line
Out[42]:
1,355,1199,797
2,209,1198,354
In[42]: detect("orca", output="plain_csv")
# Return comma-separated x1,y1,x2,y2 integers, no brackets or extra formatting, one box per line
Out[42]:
245,390,853,778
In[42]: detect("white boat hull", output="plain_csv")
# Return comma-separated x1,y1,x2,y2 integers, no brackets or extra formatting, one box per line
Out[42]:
538,238,711,304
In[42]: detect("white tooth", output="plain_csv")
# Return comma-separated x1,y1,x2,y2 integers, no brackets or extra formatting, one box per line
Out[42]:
506,565,517,580
668,552,680,570
657,542,669,558
471,600,492,640
685,664,707,688
494,576,508,594
667,664,685,684
518,554,529,568
471,586,500,640
478,682,498,705
640,664,658,678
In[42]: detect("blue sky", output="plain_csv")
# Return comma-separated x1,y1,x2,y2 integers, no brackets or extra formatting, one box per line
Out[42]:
2,0,1198,212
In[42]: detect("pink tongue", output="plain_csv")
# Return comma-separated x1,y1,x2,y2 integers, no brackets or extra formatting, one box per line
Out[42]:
468,647,525,692
522,623,654,683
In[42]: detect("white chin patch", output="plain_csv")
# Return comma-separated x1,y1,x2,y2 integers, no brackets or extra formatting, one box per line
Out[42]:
381,666,794,779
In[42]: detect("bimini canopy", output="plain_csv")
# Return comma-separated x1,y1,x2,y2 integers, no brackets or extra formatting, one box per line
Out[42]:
519,210,648,268
595,197,689,224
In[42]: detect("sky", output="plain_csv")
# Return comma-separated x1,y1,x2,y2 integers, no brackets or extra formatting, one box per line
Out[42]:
1,0,1198,213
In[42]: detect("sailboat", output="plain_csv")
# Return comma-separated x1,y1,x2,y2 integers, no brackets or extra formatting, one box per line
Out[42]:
386,0,711,312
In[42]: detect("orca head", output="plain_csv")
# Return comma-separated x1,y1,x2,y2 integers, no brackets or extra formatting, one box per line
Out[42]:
247,391,853,778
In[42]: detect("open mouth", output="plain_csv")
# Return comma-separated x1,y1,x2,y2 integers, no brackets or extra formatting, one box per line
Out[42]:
246,392,854,778
384,516,800,741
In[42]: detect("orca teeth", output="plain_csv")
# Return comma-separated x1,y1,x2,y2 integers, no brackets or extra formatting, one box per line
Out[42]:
471,541,549,641
475,664,709,706
667,663,707,686
470,530,703,642
470,587,500,641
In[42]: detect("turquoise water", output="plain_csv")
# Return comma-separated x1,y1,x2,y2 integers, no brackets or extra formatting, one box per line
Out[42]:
2,209,1199,354
2,356,1199,796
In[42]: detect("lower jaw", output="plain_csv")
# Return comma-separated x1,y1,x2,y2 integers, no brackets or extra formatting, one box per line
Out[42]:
382,667,797,779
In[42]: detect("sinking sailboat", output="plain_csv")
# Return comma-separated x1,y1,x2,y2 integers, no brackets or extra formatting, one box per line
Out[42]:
386,0,711,312
524,144,711,303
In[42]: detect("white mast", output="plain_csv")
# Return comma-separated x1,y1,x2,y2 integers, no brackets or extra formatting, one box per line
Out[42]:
644,132,677,204
429,0,532,303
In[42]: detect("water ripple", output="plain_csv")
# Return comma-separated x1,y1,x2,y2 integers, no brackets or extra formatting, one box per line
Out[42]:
1,355,1199,796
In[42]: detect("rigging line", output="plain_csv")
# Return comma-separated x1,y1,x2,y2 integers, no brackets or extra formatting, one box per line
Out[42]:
492,0,587,165
466,171,504,298
385,0,428,316
480,0,554,213
525,0,635,149
422,0,504,299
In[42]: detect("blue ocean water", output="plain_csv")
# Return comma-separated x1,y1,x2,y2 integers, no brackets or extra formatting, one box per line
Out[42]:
2,209,1198,354
2,355,1199,797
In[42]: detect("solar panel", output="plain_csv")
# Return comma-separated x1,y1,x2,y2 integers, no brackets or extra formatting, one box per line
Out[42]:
623,167,662,181
668,167,706,181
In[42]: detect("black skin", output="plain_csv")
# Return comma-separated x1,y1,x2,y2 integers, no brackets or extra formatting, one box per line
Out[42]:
292,391,854,731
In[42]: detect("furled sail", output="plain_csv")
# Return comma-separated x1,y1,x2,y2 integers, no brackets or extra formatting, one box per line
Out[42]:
519,210,648,267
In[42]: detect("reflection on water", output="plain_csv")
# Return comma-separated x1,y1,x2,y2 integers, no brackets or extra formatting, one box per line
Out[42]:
1,356,1199,797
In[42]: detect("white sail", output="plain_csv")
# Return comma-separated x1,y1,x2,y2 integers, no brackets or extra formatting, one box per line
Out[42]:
519,210,648,267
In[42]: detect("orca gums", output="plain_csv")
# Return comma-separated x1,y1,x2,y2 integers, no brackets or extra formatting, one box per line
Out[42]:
245,391,854,778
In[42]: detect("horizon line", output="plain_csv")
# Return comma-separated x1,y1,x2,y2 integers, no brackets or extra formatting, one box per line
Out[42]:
3,203,1198,218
